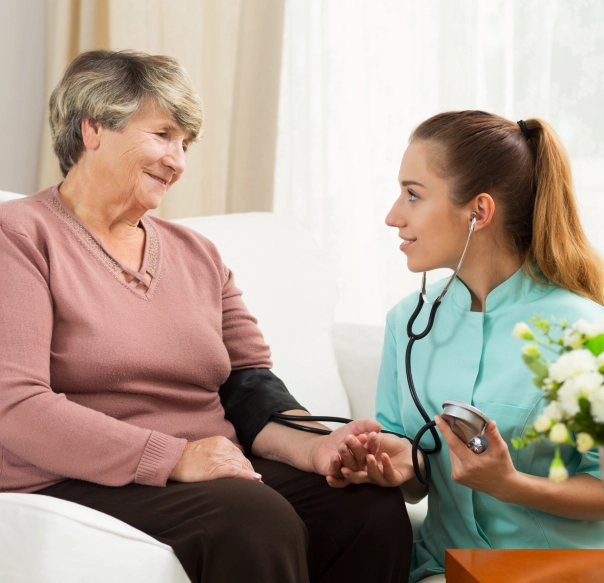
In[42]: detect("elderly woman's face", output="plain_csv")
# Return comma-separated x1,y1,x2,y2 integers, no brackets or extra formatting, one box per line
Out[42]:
90,101,191,211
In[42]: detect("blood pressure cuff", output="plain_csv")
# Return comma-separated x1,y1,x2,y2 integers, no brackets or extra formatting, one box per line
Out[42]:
219,368,308,454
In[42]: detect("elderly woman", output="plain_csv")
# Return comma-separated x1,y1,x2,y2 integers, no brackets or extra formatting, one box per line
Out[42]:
0,50,411,583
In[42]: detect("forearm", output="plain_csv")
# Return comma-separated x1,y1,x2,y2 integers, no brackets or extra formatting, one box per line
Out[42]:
219,368,307,452
251,409,327,472
497,472,604,520
400,476,428,504
399,446,428,503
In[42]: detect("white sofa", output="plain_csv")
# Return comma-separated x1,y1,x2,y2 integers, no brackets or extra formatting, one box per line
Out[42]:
0,190,436,583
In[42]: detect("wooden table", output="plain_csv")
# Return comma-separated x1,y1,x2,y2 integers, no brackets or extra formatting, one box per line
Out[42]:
445,549,604,583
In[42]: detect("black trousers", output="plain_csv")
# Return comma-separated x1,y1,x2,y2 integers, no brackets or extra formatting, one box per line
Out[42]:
37,457,412,583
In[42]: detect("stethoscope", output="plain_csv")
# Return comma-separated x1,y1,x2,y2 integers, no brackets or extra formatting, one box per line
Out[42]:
270,212,490,486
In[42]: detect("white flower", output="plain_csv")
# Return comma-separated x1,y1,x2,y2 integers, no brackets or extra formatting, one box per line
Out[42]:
543,401,565,422
548,447,569,482
548,349,597,383
564,330,583,349
574,371,603,395
576,432,596,453
513,322,534,340
549,463,569,482
534,414,554,433
589,319,604,337
577,320,594,335
549,423,570,443
563,320,592,348
590,387,604,424
557,381,580,416
557,372,603,417
557,380,581,416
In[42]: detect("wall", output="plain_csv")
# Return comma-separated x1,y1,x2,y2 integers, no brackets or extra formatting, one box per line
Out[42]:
0,0,47,194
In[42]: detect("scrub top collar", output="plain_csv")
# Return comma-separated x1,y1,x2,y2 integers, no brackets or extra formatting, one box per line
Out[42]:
448,267,547,313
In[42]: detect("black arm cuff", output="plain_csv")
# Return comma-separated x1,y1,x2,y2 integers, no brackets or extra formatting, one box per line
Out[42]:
219,368,307,453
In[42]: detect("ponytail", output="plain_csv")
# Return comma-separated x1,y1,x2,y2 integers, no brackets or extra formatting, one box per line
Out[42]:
526,119,604,305
411,111,604,306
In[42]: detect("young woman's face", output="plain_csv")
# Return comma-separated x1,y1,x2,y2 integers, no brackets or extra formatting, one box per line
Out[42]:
385,140,473,273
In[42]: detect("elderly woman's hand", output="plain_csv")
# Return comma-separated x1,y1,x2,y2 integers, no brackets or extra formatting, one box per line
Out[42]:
305,419,381,488
169,436,263,483
336,432,417,487
309,419,416,488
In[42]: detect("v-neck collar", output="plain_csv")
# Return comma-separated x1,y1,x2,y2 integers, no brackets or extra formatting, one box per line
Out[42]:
45,185,162,300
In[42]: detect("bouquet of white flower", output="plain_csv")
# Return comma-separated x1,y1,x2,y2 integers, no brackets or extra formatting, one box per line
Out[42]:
512,317,604,482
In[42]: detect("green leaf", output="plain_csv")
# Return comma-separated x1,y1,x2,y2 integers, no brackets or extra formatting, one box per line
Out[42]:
522,354,548,380
585,334,604,356
512,437,527,450
579,397,591,415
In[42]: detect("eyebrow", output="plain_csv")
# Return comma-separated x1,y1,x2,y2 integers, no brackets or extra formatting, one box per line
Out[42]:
160,123,193,143
401,180,425,188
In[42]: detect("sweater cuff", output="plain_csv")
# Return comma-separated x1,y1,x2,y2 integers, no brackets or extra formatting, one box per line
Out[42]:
135,431,187,487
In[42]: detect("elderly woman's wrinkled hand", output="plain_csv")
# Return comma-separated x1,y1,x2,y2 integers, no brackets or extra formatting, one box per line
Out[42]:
169,436,263,483
337,432,416,487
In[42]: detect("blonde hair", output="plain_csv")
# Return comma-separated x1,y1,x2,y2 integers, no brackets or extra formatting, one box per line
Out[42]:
49,50,203,177
411,111,604,305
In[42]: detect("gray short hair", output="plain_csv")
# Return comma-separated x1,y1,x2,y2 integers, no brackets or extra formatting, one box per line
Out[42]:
49,50,203,177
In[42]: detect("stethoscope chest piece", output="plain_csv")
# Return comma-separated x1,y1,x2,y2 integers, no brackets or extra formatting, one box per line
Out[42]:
441,400,490,454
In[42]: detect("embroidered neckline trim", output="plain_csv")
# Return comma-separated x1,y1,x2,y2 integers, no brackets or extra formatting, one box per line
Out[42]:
45,195,161,300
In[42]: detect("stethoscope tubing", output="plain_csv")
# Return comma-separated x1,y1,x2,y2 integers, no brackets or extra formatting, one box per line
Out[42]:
270,412,407,439
405,296,443,485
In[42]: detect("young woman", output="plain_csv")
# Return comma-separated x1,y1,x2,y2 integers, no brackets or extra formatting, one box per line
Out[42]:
334,111,604,582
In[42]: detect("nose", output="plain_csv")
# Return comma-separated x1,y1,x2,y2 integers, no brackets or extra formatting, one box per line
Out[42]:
385,195,405,227
163,142,186,177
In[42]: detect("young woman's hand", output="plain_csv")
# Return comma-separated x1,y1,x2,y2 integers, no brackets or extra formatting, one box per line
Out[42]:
307,419,382,488
434,415,517,498
334,431,417,487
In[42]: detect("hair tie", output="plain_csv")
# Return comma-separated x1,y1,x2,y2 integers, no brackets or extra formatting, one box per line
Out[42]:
517,120,530,140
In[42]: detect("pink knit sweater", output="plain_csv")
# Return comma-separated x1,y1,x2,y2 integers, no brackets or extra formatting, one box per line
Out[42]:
0,186,272,493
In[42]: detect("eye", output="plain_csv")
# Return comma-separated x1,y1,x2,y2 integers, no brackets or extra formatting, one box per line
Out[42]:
155,132,168,139
408,189,419,201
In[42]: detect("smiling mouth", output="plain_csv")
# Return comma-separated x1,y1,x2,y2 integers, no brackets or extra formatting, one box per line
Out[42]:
146,172,169,186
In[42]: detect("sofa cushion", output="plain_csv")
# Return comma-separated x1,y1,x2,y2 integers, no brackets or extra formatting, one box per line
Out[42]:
0,493,189,583
0,191,24,202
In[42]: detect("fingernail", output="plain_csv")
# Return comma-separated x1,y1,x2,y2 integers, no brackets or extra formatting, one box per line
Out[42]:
253,473,262,480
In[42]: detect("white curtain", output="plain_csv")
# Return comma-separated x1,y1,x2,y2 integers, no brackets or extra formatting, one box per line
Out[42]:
274,0,604,325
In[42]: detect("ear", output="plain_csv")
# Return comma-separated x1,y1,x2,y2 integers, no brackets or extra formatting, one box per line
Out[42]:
81,119,102,150
468,193,495,231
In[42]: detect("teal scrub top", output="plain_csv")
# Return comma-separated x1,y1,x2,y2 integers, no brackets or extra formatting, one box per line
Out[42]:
376,269,604,583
